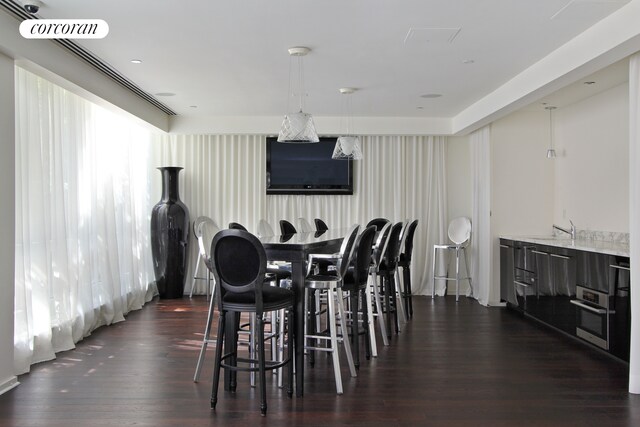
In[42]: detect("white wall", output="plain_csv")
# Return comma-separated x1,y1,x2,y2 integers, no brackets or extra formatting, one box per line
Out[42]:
0,52,17,394
554,83,629,232
490,110,555,302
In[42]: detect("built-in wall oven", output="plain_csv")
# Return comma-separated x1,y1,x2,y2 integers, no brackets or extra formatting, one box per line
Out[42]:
570,286,609,350
569,257,630,360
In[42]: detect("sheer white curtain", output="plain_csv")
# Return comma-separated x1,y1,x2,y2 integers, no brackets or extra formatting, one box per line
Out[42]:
14,67,157,374
153,134,448,296
470,125,492,306
628,52,640,394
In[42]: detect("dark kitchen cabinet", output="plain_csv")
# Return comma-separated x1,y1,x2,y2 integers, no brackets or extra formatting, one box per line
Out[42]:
499,240,516,307
500,238,629,362
521,245,576,335
609,256,631,361
579,251,614,294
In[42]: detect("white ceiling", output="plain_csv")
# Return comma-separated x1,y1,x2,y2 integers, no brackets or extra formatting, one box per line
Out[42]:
525,57,629,111
20,0,633,119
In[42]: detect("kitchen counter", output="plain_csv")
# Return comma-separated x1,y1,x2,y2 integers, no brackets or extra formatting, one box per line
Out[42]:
500,235,629,257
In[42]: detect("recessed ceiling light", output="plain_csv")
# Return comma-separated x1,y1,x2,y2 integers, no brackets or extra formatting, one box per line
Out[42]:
420,93,442,99
155,92,175,97
130,59,142,64
462,59,475,64
584,81,596,85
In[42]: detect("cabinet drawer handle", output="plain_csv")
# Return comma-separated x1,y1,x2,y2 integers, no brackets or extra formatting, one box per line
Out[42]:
499,245,510,249
609,264,630,271
550,253,571,260
531,250,549,255
569,299,607,314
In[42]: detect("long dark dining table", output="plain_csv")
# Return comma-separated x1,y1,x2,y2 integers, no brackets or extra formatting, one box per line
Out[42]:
260,228,346,397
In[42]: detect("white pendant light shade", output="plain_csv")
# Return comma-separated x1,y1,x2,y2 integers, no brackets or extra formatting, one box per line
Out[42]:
332,136,363,159
278,46,319,143
546,148,557,158
333,87,363,159
278,111,319,142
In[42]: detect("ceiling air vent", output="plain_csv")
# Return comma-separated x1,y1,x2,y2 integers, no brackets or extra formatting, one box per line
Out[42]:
0,0,177,115
404,27,462,45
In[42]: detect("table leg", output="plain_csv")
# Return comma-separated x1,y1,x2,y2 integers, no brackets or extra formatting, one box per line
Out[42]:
291,255,305,397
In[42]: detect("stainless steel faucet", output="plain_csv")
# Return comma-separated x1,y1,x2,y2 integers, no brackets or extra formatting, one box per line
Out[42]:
553,220,576,240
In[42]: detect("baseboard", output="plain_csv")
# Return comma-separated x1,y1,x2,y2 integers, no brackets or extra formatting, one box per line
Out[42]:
0,376,19,395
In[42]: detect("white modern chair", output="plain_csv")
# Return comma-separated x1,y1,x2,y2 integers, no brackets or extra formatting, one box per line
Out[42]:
432,217,473,301
304,224,359,394
296,217,314,233
189,216,219,299
257,219,275,237
192,217,221,382
368,222,392,347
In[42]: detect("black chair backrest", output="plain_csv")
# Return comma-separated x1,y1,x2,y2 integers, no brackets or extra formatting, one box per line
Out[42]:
401,220,419,262
352,226,377,286
371,222,392,269
279,220,297,235
314,218,329,232
382,222,404,271
366,217,390,232
210,229,267,309
337,224,360,279
228,222,248,231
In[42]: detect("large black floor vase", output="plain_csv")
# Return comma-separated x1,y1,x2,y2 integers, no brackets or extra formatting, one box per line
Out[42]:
150,167,190,299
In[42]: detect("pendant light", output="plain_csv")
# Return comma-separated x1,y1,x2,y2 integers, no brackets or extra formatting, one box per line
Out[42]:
546,106,557,158
278,47,319,143
332,87,363,160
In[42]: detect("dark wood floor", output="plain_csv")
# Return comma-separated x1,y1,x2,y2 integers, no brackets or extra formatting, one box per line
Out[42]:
1,295,638,426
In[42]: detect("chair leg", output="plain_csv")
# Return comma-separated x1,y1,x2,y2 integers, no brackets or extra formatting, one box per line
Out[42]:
402,265,413,318
210,310,226,410
349,289,360,369
287,308,294,398
277,308,285,388
249,314,257,387
370,272,389,346
455,248,461,302
432,246,437,298
336,286,357,378
194,288,216,382
382,273,392,338
463,247,473,298
306,289,316,367
365,279,378,357
389,273,400,334
394,269,407,326
190,256,201,298
257,315,267,416
361,288,371,361
326,285,344,395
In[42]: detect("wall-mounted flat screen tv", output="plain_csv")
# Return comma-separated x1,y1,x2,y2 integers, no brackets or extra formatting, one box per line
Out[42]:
266,137,353,195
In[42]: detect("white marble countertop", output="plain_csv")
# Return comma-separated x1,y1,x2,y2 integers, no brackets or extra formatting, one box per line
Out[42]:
500,235,629,257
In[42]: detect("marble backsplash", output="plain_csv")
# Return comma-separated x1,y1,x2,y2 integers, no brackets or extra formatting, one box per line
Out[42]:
553,228,629,244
